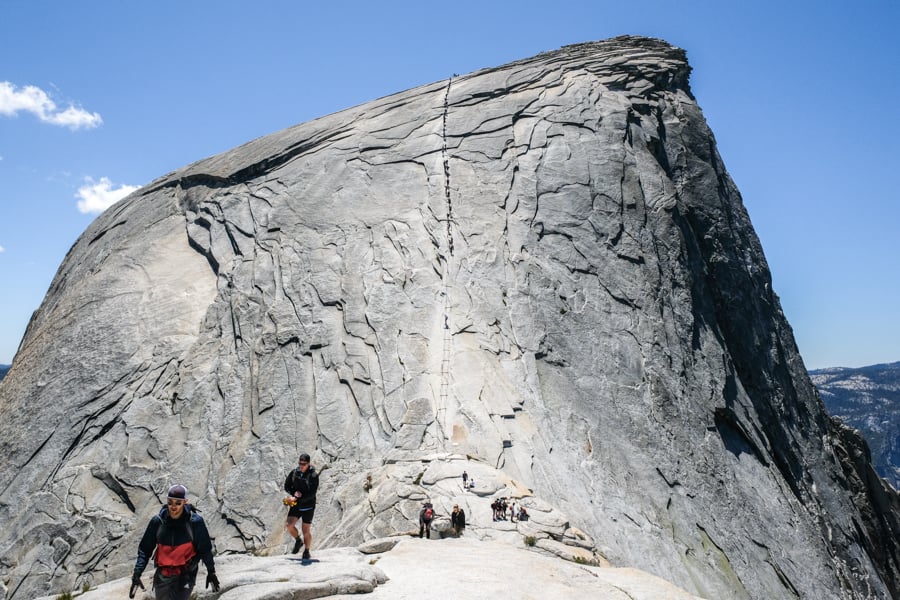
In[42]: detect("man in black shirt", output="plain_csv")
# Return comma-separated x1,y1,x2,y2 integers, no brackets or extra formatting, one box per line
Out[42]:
284,453,319,559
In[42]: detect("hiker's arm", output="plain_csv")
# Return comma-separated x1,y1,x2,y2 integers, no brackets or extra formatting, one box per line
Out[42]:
133,517,159,576
193,519,216,574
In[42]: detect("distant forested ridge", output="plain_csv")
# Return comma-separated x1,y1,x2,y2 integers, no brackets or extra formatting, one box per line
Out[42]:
811,362,900,490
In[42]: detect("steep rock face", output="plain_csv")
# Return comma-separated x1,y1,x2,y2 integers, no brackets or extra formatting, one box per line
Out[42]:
1,36,898,600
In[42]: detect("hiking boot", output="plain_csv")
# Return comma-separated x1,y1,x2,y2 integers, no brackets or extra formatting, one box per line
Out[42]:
291,537,304,554
302,549,311,560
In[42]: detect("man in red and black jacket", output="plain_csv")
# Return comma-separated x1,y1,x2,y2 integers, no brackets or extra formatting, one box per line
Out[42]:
130,484,219,599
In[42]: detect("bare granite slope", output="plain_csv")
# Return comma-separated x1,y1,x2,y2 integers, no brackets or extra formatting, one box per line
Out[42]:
1,36,899,599
35,537,705,600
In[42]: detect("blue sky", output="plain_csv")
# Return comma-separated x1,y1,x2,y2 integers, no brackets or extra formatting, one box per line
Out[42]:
1,1,898,369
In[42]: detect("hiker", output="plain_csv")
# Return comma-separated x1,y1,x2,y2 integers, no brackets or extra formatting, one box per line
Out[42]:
130,484,219,600
419,501,435,539
492,497,508,521
284,453,319,560
518,506,529,521
451,504,466,536
461,470,468,489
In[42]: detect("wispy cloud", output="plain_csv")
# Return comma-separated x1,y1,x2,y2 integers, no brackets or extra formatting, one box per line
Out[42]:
0,245,5,253
0,81,102,130
76,177,140,214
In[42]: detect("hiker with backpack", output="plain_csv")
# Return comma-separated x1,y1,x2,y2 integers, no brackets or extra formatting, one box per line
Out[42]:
284,453,319,559
130,484,219,599
451,504,466,536
419,501,435,539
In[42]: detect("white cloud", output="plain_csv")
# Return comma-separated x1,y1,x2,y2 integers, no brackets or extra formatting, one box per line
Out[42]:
0,81,102,130
0,245,5,253
76,177,140,214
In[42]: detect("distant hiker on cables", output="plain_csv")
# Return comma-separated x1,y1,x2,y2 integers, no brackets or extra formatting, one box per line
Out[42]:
284,452,319,560
130,484,219,599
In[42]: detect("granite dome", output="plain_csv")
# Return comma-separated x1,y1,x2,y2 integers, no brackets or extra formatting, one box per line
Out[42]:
1,36,898,600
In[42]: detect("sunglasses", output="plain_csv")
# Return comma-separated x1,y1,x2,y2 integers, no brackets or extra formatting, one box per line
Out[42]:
298,461,309,466
167,499,185,506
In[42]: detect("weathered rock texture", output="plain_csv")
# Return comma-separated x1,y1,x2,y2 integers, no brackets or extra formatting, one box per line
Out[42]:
1,36,899,599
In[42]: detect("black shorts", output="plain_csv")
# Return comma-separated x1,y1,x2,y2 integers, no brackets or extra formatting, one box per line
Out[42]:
288,505,315,523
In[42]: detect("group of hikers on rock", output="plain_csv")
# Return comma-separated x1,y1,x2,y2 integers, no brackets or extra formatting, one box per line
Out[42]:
418,501,467,539
129,453,319,599
129,456,521,598
491,496,527,522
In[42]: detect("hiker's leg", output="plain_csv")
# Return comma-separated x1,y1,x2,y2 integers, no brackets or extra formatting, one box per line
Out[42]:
171,582,193,600
286,516,300,540
301,521,312,550
153,572,192,600
299,508,315,551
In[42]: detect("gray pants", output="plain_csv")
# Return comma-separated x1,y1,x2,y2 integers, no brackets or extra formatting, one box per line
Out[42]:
419,520,432,538
153,569,196,600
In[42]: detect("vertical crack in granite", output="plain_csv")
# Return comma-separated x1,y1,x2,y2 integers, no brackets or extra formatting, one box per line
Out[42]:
441,76,455,256
436,75,455,440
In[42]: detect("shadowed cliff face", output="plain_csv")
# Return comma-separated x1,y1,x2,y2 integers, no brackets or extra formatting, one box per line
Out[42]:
1,36,898,600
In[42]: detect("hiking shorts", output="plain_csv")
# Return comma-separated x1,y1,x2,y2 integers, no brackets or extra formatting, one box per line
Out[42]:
288,505,315,523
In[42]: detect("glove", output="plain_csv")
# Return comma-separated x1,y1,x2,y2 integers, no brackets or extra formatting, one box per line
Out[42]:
206,572,220,592
128,575,144,598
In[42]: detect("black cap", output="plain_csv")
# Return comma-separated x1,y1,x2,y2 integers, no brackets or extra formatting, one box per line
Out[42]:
167,484,188,499
298,453,311,463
